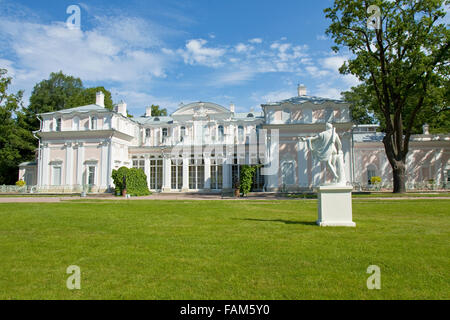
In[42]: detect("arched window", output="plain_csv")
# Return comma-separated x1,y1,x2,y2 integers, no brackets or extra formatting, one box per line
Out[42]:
218,125,225,141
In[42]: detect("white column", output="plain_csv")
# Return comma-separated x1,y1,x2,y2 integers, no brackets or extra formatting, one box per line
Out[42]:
182,156,189,192
100,141,108,188
342,134,352,185
76,142,84,186
297,141,308,188
65,142,73,186
204,157,211,189
145,155,150,190
41,143,50,186
162,156,171,192
107,141,113,190
266,135,279,191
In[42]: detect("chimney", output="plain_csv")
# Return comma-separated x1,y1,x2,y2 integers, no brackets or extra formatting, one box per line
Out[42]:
145,106,152,117
230,102,235,113
298,84,307,97
423,123,430,135
96,91,105,107
115,101,127,117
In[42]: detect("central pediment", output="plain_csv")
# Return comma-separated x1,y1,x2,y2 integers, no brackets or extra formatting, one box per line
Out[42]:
172,102,231,117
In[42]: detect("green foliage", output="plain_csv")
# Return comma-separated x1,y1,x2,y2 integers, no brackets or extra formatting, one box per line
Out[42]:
371,176,382,185
325,0,449,192
239,165,257,196
111,167,151,197
15,180,26,187
148,105,168,117
0,69,35,185
23,71,114,131
66,87,114,111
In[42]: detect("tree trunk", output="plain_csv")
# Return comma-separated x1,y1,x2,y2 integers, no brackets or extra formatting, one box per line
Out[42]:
392,163,406,194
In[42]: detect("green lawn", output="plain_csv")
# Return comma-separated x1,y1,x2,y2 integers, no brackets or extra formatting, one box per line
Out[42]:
0,199,448,300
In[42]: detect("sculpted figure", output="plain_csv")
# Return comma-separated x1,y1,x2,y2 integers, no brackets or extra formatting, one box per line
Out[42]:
301,123,346,185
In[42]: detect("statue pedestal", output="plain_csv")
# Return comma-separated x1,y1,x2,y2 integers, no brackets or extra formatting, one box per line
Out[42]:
316,185,355,227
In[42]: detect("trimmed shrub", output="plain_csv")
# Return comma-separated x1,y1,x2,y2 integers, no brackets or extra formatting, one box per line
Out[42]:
111,167,151,197
240,165,257,196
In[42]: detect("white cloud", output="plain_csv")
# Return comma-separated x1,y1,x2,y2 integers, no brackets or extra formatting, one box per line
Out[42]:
112,89,181,114
178,39,226,67
314,84,343,100
216,68,256,85
257,89,294,103
235,43,254,53
0,13,170,98
248,38,262,44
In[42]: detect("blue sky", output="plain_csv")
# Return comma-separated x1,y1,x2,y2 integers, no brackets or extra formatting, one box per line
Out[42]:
0,0,360,116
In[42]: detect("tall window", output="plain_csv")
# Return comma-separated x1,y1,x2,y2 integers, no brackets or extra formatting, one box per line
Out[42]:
132,157,145,171
56,118,62,132
180,126,186,142
145,128,151,138
88,166,96,185
238,126,244,143
218,125,225,141
162,128,168,137
171,159,183,190
367,166,377,185
149,157,163,190
52,166,62,186
210,159,223,189
189,158,204,189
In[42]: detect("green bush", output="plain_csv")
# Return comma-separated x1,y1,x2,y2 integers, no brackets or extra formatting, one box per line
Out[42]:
240,165,257,196
111,167,151,197
16,180,26,187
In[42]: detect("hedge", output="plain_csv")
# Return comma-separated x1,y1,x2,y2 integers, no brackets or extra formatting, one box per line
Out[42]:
111,167,151,196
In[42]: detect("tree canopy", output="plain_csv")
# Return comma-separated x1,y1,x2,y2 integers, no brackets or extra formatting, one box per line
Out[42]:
22,71,113,131
325,0,449,192
0,69,35,184
148,104,168,117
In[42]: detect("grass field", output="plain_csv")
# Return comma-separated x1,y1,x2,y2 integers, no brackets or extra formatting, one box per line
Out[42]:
0,199,448,300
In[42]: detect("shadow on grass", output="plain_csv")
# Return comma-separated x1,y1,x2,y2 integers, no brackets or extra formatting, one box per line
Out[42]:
236,218,317,226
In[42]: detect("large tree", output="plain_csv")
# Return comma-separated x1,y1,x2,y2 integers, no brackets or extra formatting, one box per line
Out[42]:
0,69,35,184
22,71,114,132
325,0,449,193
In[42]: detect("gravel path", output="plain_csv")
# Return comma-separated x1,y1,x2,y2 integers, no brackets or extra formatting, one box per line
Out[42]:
0,194,449,202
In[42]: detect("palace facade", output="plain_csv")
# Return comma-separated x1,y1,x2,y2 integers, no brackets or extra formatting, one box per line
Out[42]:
19,86,450,193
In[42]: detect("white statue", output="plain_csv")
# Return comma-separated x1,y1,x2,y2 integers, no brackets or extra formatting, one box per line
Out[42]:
301,123,346,185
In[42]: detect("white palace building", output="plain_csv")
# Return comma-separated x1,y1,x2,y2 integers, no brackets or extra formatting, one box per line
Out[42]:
18,85,450,193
